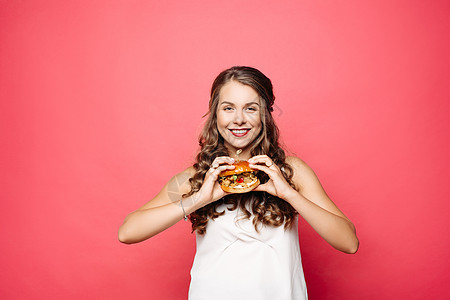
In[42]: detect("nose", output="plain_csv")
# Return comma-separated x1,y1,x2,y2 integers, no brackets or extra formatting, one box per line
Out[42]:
233,109,246,125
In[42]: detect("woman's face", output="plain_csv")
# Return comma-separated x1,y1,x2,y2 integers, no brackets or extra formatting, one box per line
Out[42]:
216,80,262,156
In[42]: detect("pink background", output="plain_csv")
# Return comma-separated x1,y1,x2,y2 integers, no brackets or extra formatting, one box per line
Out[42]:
1,1,449,299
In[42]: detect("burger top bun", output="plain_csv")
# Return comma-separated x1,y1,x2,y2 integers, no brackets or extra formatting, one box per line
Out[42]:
219,160,255,177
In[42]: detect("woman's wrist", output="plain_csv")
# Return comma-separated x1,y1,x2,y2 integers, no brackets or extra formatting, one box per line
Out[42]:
281,187,301,204
181,192,204,215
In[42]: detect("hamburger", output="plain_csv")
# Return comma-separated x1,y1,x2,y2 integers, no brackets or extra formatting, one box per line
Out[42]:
218,160,260,193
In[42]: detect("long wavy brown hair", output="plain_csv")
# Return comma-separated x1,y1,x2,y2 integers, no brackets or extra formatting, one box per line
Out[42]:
183,66,298,235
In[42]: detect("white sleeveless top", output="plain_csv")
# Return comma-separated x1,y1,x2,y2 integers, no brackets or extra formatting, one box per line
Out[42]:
188,203,308,300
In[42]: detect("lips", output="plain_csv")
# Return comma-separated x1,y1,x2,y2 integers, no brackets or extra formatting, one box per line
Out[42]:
229,128,251,137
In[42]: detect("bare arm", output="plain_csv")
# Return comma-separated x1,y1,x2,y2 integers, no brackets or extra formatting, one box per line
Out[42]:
285,156,359,254
118,158,235,244
118,167,199,244
249,155,359,254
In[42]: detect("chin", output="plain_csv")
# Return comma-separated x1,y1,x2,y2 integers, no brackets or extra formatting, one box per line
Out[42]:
219,130,259,151
226,140,251,151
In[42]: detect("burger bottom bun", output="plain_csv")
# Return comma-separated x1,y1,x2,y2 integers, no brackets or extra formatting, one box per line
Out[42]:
220,179,260,193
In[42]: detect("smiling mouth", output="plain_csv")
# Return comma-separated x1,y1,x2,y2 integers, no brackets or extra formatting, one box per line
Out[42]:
229,129,251,137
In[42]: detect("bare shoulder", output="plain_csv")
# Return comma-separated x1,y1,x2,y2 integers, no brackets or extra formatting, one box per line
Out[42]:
179,165,196,178
138,165,196,210
285,156,318,189
165,165,196,197
285,155,309,171
285,155,349,219
167,165,196,194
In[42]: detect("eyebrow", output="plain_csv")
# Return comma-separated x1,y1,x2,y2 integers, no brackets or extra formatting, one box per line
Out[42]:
220,101,260,106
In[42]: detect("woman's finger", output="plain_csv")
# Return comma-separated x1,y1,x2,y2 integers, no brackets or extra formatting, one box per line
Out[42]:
248,154,269,160
206,164,235,178
248,162,276,176
252,180,278,197
211,156,235,168
252,183,266,192
248,156,275,168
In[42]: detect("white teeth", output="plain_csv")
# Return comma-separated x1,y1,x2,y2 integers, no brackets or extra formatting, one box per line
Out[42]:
231,129,249,134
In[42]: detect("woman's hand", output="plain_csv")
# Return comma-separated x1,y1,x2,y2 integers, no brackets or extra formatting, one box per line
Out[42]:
196,156,236,206
248,155,296,201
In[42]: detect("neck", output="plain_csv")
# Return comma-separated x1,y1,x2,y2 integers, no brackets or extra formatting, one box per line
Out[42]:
225,145,252,161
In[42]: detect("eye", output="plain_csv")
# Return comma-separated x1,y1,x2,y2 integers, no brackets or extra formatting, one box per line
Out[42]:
246,107,258,111
224,106,233,111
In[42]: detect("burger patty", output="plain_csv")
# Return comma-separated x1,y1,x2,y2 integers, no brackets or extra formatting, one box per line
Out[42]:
218,172,258,188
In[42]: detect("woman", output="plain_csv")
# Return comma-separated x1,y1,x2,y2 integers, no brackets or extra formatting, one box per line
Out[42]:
118,66,359,299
